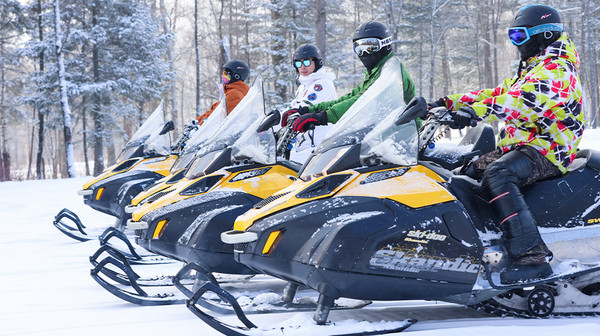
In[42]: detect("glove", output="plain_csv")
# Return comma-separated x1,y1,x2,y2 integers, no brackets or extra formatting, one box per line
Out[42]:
428,98,447,110
449,107,478,129
281,106,309,127
292,111,328,132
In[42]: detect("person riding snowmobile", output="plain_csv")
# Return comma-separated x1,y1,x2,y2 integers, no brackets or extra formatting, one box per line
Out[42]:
282,21,415,133
284,43,337,163
195,59,250,125
431,4,585,284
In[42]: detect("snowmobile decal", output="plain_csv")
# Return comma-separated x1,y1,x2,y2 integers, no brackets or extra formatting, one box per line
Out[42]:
406,229,448,242
587,218,600,224
369,247,480,274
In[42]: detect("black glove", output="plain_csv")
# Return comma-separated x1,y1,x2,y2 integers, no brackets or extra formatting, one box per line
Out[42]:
281,106,310,127
292,111,328,132
428,98,447,110
449,107,478,129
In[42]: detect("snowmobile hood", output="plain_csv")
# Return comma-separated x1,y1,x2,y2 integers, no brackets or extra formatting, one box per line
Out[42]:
130,164,297,222
234,164,454,232
82,155,176,191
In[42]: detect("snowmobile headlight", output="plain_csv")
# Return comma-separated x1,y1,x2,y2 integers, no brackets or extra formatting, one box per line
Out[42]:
296,174,352,199
95,187,105,200
262,230,284,255
153,219,169,239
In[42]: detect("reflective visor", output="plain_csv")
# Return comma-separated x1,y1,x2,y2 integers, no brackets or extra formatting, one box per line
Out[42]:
508,23,564,46
294,59,312,68
353,37,392,56
508,27,530,45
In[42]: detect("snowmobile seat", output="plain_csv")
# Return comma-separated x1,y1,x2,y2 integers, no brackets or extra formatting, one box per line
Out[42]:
570,149,600,172
457,124,496,157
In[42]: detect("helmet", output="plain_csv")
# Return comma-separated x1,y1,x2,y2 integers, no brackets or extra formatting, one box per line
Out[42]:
509,5,563,60
352,21,393,72
353,21,391,42
293,44,323,72
222,59,250,83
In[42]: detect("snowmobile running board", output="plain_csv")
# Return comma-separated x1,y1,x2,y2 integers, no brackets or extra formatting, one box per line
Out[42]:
186,283,416,336
53,208,94,242
483,261,600,290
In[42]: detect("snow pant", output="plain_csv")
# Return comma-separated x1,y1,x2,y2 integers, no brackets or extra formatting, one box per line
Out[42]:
472,146,561,262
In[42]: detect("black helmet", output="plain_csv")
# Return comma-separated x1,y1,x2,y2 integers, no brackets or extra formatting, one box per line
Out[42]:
293,44,323,72
352,21,393,72
509,5,563,60
353,21,391,41
223,59,250,83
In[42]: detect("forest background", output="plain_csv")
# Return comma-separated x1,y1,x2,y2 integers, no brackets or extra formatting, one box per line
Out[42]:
0,0,597,181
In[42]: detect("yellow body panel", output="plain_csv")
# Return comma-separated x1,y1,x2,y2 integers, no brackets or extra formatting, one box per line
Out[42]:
234,165,454,231
131,164,298,222
131,172,183,206
82,155,177,190
336,166,455,208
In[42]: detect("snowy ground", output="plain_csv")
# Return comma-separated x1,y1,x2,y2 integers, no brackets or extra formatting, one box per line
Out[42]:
2,130,600,335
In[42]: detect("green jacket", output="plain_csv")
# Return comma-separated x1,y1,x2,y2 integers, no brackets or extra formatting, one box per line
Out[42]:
308,52,416,123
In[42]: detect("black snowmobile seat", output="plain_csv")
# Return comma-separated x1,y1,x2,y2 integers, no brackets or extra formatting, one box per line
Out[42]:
570,148,600,172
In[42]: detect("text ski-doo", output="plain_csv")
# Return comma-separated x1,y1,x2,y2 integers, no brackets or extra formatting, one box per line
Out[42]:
199,57,600,335
53,102,191,242
90,78,311,307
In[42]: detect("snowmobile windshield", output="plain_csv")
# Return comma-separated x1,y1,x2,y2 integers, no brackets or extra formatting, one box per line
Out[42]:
116,101,171,163
300,56,415,180
170,98,228,173
185,77,275,179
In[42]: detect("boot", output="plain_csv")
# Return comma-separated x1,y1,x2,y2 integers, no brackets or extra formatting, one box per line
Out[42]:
484,168,553,284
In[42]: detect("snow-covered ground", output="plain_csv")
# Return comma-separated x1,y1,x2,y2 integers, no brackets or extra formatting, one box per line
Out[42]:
2,130,600,336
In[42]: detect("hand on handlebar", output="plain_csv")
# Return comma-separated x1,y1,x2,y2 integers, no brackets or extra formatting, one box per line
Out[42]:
447,107,478,129
281,106,309,127
292,111,328,132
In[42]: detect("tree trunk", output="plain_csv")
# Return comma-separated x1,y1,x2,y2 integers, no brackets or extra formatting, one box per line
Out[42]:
270,2,286,102
0,39,9,182
194,0,201,117
160,0,179,133
36,0,45,179
315,0,327,62
82,104,90,176
54,0,77,178
92,3,104,175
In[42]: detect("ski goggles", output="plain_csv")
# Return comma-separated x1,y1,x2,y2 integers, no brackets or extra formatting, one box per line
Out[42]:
508,23,564,46
353,37,392,56
221,70,232,84
294,59,312,68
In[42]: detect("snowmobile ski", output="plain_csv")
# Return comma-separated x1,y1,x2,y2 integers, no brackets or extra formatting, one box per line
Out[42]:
96,227,172,265
186,281,415,336
53,208,102,242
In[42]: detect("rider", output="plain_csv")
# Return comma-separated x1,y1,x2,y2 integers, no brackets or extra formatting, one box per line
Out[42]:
431,4,584,283
282,21,415,133
196,59,251,125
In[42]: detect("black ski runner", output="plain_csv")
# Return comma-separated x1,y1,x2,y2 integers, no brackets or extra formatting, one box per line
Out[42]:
186,281,416,336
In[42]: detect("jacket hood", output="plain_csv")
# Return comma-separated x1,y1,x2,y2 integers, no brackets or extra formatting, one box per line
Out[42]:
298,67,336,86
527,33,580,70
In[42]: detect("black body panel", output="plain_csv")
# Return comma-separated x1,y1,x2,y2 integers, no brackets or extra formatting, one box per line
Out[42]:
84,170,162,218
136,192,261,274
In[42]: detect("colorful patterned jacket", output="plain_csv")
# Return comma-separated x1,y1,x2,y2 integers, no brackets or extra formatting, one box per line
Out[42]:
444,33,584,174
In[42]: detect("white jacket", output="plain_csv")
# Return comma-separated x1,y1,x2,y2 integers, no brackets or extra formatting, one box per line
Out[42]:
288,67,337,164
289,67,337,108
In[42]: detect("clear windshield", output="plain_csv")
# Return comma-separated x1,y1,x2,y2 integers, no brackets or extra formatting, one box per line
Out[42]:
300,56,419,179
116,101,171,162
170,98,228,172
186,77,275,179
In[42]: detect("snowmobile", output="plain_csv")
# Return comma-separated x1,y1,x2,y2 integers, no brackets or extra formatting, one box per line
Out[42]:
187,56,600,335
52,102,194,242
90,77,313,306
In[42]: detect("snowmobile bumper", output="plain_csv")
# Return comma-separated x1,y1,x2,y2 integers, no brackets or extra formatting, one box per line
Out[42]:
78,189,93,196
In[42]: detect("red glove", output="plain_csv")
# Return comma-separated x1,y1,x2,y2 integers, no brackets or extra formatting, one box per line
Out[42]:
292,111,328,132
281,106,309,127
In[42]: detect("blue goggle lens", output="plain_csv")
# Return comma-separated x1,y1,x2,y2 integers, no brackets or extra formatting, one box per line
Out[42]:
508,28,529,45
294,59,312,68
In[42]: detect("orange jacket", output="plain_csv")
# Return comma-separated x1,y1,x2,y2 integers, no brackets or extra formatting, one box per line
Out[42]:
196,81,250,125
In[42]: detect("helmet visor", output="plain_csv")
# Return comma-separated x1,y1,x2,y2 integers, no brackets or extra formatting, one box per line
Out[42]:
353,37,392,56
